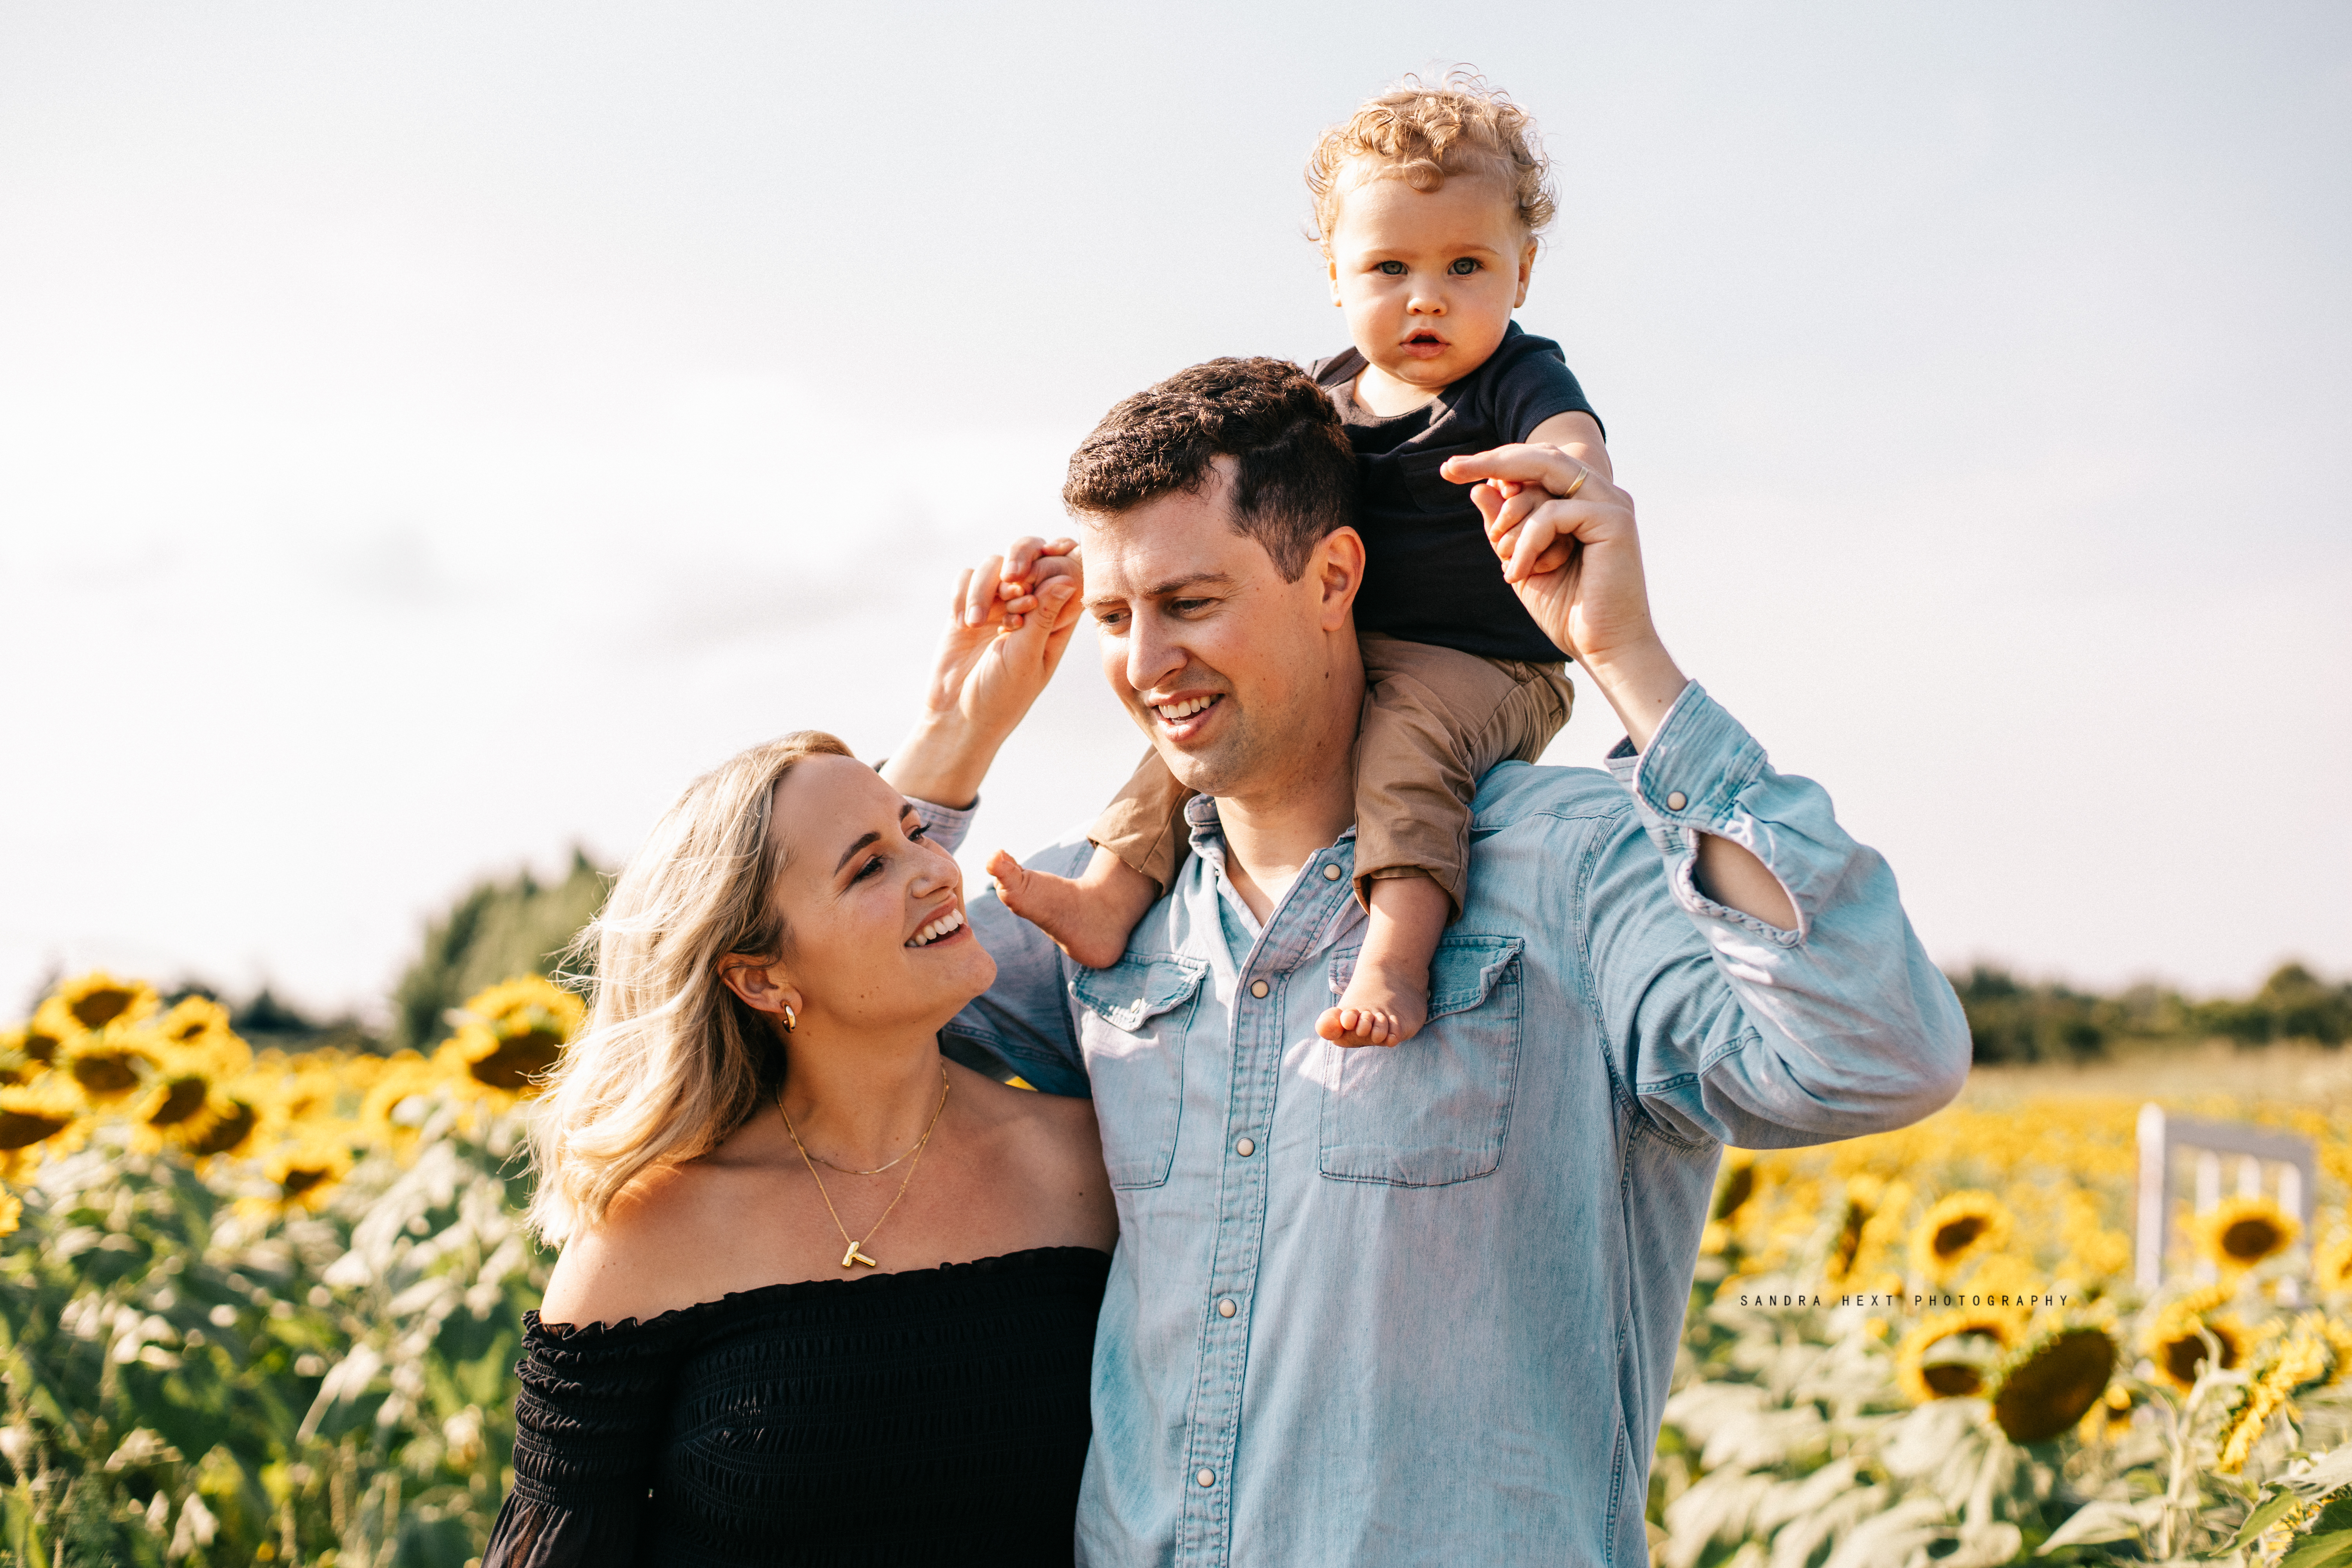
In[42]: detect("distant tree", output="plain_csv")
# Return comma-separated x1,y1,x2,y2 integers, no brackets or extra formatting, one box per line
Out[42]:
2193,962,2352,1047
388,849,610,1055
1951,966,2111,1064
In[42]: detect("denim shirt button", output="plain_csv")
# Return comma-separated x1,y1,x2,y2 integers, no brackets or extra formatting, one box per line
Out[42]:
1197,1469,1216,1488
1217,1298,1237,1318
1235,1137,1255,1157
1666,791,1688,811
1322,863,1343,880
1250,980,1269,998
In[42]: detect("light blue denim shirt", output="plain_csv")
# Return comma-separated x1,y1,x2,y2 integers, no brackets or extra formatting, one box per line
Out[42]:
923,684,1968,1568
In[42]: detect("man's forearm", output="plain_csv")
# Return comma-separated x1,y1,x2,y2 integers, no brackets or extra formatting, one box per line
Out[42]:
1593,647,1801,933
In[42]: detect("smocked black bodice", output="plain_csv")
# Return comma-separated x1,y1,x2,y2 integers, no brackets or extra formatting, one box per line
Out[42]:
482,1247,1110,1568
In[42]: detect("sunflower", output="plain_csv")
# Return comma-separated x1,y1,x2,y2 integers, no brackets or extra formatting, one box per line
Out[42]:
0,1188,19,1237
2315,1230,2352,1295
57,1025,167,1106
0,1029,34,1087
1711,1153,1757,1223
2215,1324,2333,1474
1910,1191,2013,1282
2146,1284,2249,1391
358,1052,454,1156
1989,1325,2116,1443
34,971,159,1038
0,1076,87,1181
152,997,251,1080
2080,1383,2135,1444
2194,1195,2300,1272
258,1129,356,1212
1896,1307,2018,1403
436,975,585,1103
178,1094,261,1161
11,1022,63,1067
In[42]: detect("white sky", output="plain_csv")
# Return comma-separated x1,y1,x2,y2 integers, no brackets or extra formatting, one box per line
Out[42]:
2,3,2347,1022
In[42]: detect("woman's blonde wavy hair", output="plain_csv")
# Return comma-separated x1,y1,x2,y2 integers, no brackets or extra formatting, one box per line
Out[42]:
1306,70,1556,252
524,730,854,1244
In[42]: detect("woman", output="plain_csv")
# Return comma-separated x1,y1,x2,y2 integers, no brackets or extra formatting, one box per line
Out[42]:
484,553,1111,1566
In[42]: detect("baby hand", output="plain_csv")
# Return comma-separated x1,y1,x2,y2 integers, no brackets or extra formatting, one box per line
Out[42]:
964,536,1082,629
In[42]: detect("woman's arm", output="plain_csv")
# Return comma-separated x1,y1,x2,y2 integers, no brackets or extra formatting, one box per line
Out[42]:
882,537,1083,809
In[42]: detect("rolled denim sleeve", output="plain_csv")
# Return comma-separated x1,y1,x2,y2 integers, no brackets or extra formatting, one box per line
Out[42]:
1590,684,1969,1147
921,815,1093,1097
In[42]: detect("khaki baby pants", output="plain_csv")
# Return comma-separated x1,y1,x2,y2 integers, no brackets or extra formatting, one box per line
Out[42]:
1089,632,1573,919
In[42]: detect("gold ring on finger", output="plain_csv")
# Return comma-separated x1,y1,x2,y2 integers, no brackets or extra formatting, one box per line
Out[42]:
1561,464,1590,499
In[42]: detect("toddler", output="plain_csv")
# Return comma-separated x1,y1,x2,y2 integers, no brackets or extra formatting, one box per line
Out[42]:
1000,74,1610,1048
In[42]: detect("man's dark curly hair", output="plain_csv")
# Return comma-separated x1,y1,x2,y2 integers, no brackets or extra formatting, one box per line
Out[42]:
1062,357,1357,583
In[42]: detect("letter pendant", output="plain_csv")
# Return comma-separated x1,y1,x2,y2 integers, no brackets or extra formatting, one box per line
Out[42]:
842,1241,878,1269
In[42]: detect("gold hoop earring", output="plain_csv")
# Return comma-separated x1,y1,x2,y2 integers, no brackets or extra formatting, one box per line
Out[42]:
782,1005,797,1033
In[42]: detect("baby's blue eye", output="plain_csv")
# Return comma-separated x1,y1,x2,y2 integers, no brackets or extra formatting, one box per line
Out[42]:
1450,258,1481,276
1378,260,1406,276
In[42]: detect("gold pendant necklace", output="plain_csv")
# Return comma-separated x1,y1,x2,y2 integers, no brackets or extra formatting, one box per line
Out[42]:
777,1062,949,1270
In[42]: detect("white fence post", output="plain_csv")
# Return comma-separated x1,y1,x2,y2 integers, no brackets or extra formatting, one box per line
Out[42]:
2134,1103,2316,1294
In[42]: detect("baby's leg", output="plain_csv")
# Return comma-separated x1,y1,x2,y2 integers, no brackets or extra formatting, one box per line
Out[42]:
1319,636,1573,1047
987,748,1188,970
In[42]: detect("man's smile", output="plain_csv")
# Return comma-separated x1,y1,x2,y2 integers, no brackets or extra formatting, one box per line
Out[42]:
1148,691,1224,739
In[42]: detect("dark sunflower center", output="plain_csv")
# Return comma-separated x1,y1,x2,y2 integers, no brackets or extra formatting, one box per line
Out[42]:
1712,1165,1755,1221
184,1102,257,1158
2222,1219,2282,1260
1923,1363,1984,1397
1992,1329,2116,1443
469,1028,564,1092
2162,1330,2236,1385
1934,1216,1988,1257
24,1031,60,1064
147,1078,209,1127
71,1054,142,1094
71,989,136,1029
1833,1202,1869,1274
281,1167,334,1199
0,1108,73,1149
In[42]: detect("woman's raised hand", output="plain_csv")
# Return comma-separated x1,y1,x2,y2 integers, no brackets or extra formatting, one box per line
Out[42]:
883,538,1084,809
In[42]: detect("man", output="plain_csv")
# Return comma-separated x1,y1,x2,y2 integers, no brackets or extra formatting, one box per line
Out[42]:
884,358,1968,1566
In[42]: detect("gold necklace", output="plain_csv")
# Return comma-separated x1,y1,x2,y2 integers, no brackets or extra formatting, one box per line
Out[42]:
777,1063,949,1270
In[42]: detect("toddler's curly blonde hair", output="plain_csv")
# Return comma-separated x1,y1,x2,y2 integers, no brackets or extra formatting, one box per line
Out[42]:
1307,71,1555,251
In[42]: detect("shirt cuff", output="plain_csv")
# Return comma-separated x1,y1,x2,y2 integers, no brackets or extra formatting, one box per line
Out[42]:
1608,682,1767,841
907,795,978,854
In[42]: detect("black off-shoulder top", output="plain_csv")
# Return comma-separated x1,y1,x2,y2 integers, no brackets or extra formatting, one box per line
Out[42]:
482,1247,1111,1568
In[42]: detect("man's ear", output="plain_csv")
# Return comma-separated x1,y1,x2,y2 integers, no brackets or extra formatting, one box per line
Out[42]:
1312,526,1366,632
717,954,802,1024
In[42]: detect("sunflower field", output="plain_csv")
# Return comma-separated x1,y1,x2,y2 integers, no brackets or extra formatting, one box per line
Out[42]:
0,971,579,1568
1661,1095,2352,1568
14,965,2352,1568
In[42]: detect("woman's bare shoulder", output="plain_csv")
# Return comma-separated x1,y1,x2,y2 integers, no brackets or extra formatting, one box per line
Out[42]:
955,1063,1101,1152
537,1156,769,1328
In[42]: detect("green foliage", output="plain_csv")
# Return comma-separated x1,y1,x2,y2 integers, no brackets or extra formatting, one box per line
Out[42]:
1953,964,2352,1064
389,852,608,1055
0,1111,548,1567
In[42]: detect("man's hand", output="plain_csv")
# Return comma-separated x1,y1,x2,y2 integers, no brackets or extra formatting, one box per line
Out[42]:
882,538,1083,809
1441,445,1797,929
1441,444,1687,747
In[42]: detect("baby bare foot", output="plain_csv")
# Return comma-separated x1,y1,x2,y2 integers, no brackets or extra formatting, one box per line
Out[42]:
1316,960,1431,1048
985,846,1157,971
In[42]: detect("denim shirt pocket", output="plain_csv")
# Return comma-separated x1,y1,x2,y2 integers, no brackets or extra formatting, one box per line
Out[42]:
1069,952,1207,1190
1317,934,1525,1187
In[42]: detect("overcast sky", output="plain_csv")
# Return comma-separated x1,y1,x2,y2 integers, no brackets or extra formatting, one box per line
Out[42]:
3,2,2347,1022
